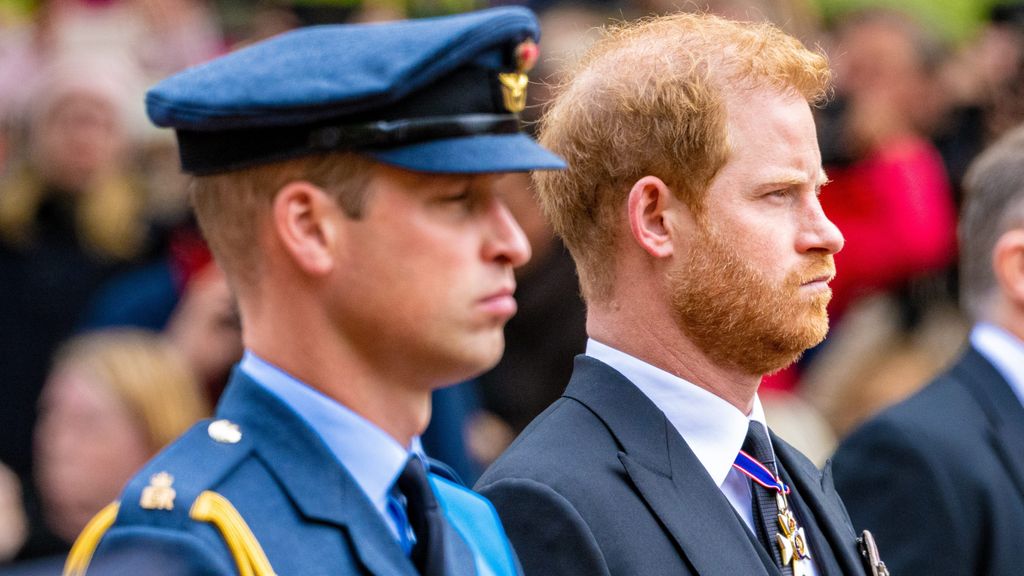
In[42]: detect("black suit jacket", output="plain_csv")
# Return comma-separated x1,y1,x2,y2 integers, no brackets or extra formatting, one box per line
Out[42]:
833,345,1024,576
477,356,869,576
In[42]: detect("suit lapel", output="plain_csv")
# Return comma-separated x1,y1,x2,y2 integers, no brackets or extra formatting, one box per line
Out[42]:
772,435,864,576
993,416,1024,501
217,371,420,576
564,356,770,576
955,347,1024,503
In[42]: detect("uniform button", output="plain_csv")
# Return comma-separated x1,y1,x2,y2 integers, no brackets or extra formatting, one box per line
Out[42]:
208,419,242,444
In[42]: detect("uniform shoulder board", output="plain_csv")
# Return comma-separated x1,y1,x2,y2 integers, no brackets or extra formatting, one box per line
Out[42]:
66,419,274,576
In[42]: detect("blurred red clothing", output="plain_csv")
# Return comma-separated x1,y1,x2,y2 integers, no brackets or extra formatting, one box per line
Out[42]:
763,136,956,393
823,136,957,319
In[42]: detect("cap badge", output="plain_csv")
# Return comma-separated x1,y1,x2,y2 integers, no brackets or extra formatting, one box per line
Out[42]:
498,39,539,113
140,472,177,511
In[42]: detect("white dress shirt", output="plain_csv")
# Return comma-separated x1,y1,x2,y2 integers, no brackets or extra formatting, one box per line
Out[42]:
586,338,819,576
240,350,422,541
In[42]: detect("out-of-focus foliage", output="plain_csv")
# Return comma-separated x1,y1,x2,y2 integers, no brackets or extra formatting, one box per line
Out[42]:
816,0,995,43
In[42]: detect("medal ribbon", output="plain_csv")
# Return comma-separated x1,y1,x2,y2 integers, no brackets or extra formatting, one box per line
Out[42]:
732,450,791,495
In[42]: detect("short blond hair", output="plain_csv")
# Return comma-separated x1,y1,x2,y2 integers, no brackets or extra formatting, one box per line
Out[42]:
53,329,209,451
190,152,375,290
0,164,145,261
533,12,831,303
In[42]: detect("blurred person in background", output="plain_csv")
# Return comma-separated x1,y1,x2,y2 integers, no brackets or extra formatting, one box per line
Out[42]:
833,123,1024,576
0,464,27,566
162,263,242,402
0,0,221,95
0,0,221,182
777,9,961,434
4,329,208,571
0,53,149,505
83,252,244,404
928,1,1024,208
816,9,956,320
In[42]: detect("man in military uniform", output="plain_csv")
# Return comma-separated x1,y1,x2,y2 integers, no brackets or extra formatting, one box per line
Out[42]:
64,7,563,576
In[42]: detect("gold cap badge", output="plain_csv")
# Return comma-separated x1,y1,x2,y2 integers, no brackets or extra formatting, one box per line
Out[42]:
140,472,176,511
499,39,539,114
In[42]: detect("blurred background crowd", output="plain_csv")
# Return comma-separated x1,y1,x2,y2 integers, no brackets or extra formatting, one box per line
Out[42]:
0,0,1022,571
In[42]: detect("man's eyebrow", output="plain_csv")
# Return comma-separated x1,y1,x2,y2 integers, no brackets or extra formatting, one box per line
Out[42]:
756,168,830,191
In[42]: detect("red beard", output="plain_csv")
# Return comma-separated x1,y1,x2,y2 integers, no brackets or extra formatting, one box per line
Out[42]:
669,225,834,376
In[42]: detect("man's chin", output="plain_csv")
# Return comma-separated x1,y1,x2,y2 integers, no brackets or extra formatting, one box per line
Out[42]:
744,316,830,376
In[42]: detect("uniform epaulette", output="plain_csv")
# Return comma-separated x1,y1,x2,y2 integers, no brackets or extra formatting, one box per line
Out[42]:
116,418,253,529
66,418,276,576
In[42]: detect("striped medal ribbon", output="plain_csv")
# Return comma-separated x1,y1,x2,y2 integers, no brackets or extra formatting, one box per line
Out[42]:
733,450,813,576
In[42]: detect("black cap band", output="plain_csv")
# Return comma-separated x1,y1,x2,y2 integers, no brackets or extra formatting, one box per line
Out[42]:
308,114,521,149
177,113,521,175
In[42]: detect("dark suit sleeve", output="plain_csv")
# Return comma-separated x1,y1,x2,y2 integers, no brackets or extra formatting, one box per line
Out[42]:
87,527,236,576
479,478,611,576
832,418,975,576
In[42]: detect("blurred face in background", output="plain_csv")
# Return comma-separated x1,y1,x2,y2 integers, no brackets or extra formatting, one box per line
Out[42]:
830,13,943,148
165,263,244,400
34,362,150,543
30,90,127,193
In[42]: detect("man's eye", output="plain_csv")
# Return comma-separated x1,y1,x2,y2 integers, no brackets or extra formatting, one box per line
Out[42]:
444,192,472,203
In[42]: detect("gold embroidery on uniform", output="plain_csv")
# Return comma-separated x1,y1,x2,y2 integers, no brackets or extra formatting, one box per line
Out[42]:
140,472,176,511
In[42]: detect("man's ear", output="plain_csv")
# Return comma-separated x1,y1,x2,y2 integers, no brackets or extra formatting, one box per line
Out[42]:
627,175,680,259
271,181,339,277
994,228,1024,307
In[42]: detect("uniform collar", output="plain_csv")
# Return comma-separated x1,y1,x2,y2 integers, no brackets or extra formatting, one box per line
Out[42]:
585,338,766,488
970,322,1024,408
239,351,421,520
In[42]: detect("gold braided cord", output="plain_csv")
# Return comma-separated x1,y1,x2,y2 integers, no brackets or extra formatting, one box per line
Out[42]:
64,502,120,576
190,491,276,576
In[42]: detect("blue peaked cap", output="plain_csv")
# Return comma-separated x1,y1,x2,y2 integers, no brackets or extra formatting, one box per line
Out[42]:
146,7,565,175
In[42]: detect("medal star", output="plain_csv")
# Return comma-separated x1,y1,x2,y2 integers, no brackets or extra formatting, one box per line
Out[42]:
775,500,813,574
777,532,795,565
794,527,809,559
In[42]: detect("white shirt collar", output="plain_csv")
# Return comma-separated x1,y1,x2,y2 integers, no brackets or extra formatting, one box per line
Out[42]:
239,351,419,520
585,338,765,487
970,323,1024,408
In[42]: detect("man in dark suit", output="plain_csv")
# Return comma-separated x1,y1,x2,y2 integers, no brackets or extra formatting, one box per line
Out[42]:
476,12,881,576
62,8,565,576
832,126,1024,575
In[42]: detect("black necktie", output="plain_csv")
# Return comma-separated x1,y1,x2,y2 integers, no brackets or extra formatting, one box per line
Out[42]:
743,421,793,576
397,456,446,576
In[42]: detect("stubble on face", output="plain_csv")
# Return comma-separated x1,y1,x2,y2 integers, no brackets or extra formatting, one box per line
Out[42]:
669,225,835,376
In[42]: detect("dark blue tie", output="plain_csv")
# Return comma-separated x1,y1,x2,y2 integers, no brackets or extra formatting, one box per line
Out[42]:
744,421,793,576
397,457,446,576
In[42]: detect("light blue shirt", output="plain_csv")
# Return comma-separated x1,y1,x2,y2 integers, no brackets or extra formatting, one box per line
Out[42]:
239,350,421,541
970,323,1024,408
586,339,819,576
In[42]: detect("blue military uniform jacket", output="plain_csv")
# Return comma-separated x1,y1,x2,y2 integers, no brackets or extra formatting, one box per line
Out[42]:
66,369,520,576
